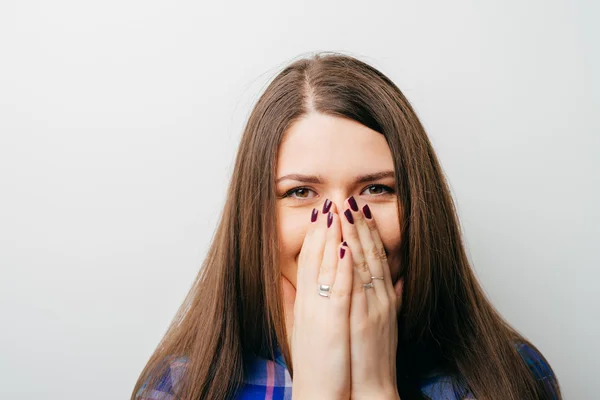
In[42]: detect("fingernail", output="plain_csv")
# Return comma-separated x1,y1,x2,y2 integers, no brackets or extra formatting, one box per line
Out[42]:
327,212,333,228
348,196,358,212
340,247,346,259
344,209,354,224
362,204,372,219
311,208,318,222
343,241,348,247
322,199,332,214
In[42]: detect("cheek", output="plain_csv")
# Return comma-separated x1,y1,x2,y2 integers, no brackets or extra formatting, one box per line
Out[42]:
277,210,308,286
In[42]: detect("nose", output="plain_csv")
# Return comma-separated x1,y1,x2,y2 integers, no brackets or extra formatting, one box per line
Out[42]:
325,194,362,214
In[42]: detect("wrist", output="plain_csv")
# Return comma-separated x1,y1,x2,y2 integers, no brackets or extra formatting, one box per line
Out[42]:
353,387,399,400
292,388,349,400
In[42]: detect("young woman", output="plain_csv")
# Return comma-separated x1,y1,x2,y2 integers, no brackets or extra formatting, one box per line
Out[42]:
131,52,562,400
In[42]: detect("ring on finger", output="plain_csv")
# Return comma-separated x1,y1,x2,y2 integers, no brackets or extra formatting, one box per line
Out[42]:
318,283,331,298
362,281,375,289
371,276,384,280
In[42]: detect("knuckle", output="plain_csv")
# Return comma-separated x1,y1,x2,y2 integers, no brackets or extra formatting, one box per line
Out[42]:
356,259,369,273
366,246,380,260
332,287,352,301
354,285,366,296
378,248,388,262
367,245,386,261
344,229,358,241
319,264,330,275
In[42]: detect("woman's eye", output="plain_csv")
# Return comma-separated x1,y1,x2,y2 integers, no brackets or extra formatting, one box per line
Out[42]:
362,184,394,196
284,187,316,199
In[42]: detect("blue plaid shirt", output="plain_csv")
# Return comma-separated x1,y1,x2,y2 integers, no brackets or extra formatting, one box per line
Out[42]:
135,342,558,399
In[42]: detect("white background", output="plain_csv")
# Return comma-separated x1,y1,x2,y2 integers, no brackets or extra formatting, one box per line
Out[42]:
1,1,598,399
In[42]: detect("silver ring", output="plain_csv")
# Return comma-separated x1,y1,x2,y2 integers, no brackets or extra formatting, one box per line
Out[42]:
371,276,384,280
318,284,331,298
363,281,374,289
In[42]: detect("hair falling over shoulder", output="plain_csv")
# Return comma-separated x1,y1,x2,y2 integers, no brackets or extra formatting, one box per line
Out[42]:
131,52,562,400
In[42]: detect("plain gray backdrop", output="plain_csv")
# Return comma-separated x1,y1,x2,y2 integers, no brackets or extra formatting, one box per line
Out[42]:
0,1,598,399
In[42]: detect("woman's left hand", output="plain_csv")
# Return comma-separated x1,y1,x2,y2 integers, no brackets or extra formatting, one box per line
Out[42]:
339,196,404,400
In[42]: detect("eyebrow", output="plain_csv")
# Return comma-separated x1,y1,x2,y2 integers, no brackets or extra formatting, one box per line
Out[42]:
275,170,395,185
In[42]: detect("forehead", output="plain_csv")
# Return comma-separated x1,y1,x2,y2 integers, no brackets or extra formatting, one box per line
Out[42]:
277,113,393,179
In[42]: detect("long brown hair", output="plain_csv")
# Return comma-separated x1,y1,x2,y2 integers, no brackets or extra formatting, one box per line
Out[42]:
131,52,562,400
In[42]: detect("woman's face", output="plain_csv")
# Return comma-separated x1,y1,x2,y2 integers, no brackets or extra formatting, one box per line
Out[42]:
276,112,402,290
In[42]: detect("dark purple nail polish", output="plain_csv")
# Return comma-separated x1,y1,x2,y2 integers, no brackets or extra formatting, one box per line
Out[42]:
327,212,333,228
311,208,318,222
362,204,372,219
343,241,348,247
348,196,358,212
322,199,332,214
344,209,354,224
340,247,346,259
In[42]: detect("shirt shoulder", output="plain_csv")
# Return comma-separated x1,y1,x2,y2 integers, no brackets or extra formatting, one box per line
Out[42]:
419,372,475,400
515,342,555,380
235,347,292,399
134,356,189,400
419,341,559,399
515,341,560,398
134,349,292,400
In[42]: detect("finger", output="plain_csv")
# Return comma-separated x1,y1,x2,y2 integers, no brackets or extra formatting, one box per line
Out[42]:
360,204,396,300
340,197,377,305
330,242,353,316
352,202,389,304
317,210,342,297
349,244,369,320
297,207,327,297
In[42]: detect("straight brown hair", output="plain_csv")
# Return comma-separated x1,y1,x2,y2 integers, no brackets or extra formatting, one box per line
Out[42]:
131,52,562,400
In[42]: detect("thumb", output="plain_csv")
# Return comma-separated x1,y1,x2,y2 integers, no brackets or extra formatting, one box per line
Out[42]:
394,278,404,315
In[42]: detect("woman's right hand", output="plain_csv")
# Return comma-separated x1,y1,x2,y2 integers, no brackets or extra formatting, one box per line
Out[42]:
289,203,354,400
